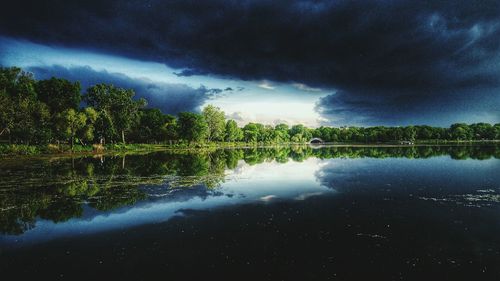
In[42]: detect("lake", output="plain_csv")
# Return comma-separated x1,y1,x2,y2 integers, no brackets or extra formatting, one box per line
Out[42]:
1,145,499,280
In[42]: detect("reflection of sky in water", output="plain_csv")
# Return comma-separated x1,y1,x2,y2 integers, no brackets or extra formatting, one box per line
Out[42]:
1,158,333,245
317,157,500,195
2,155,499,247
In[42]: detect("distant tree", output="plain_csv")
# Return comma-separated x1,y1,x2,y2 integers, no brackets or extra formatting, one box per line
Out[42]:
225,119,243,142
289,124,312,143
416,125,434,140
391,127,404,141
202,105,226,142
470,123,495,140
259,125,275,142
177,112,208,143
450,123,473,140
243,123,261,143
494,124,500,140
403,126,417,141
274,123,290,143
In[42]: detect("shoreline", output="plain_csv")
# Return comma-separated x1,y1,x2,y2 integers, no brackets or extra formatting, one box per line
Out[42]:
0,141,498,158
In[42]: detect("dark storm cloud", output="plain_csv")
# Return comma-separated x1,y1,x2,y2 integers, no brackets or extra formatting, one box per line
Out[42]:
28,65,214,114
315,88,500,126
1,0,499,124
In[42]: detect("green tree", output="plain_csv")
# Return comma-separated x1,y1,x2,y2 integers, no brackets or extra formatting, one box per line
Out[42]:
85,84,146,144
33,101,52,143
243,123,261,143
133,109,168,143
163,114,178,143
225,119,243,142
6,69,47,144
391,127,404,141
78,107,98,145
36,77,81,112
403,126,417,142
289,124,312,143
57,109,87,149
450,123,473,141
274,123,290,143
94,110,116,144
470,123,495,140
416,125,434,140
177,112,208,143
202,105,226,142
0,90,14,143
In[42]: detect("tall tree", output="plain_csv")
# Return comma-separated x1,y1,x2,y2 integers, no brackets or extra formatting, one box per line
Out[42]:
202,105,226,142
450,123,473,140
289,124,312,143
132,109,172,143
57,109,87,150
163,114,178,143
85,84,146,144
0,90,14,143
274,123,290,143
78,107,98,145
7,69,43,144
403,126,417,141
177,112,208,143
36,78,81,112
94,110,116,144
225,119,243,142
243,123,262,143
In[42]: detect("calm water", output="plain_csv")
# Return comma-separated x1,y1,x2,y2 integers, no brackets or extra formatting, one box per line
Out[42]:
0,145,499,280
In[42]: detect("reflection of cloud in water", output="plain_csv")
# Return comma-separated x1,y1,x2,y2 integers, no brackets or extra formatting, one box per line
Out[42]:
260,195,277,202
3,158,332,246
295,192,326,201
316,157,500,196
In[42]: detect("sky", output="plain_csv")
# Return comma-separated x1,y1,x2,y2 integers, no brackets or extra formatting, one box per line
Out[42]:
0,0,499,127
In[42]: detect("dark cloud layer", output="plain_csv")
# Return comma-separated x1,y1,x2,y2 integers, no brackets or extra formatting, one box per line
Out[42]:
29,65,212,114
1,0,499,124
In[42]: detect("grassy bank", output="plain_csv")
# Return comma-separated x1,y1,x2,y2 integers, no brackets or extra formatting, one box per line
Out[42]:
0,142,255,156
0,140,498,157
0,143,167,156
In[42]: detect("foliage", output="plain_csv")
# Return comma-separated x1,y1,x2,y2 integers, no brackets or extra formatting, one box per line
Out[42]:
85,84,146,144
225,119,243,142
177,112,208,143
56,108,87,149
202,105,226,142
36,77,81,112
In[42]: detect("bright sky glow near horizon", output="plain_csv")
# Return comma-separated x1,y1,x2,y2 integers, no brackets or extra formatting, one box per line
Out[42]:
0,37,328,127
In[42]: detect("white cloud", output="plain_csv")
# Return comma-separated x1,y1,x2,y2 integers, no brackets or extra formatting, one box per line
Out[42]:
293,83,322,92
257,80,275,90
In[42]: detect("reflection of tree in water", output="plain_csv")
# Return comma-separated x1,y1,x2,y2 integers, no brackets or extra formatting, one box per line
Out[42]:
0,144,498,235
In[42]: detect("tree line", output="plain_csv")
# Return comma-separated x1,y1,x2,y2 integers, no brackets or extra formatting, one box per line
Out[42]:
1,67,499,148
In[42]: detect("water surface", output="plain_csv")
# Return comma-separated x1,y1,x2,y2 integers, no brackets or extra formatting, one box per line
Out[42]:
1,145,499,280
